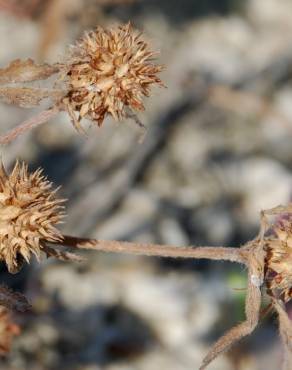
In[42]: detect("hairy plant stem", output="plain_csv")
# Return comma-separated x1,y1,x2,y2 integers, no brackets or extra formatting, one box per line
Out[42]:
0,107,58,144
58,235,247,264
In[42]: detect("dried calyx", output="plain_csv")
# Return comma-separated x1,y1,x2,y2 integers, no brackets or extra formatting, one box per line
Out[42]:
265,214,292,302
61,22,164,130
0,161,65,273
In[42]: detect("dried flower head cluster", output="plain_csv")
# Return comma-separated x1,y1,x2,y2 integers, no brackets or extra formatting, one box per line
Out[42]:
0,16,291,370
61,23,164,129
0,162,64,274
265,213,292,302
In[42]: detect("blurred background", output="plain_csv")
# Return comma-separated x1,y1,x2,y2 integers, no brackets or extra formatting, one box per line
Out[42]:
1,0,292,369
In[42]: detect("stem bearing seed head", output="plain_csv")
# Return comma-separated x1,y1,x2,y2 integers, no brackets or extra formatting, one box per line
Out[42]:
61,23,164,129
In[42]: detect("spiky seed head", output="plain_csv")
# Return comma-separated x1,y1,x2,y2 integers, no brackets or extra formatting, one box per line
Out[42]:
0,162,64,274
61,23,164,129
265,216,292,302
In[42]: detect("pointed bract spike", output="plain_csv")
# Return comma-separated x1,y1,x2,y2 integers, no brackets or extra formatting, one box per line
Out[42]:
10,161,20,183
0,162,8,181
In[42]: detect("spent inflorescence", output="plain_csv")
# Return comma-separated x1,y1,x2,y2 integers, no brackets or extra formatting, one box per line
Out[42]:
61,23,164,130
0,162,64,274
0,21,291,370
0,23,164,143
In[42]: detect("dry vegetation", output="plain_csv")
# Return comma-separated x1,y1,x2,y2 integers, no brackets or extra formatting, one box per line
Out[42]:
0,1,292,370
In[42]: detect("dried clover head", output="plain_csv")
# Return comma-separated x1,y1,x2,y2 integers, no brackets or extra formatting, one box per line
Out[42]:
61,22,164,129
265,213,292,303
0,161,64,273
0,23,164,144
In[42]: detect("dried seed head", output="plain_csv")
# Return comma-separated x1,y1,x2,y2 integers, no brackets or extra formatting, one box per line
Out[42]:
0,162,64,274
0,307,20,355
61,23,164,129
265,215,292,302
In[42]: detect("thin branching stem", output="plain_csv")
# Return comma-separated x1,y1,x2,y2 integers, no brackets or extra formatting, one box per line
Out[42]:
0,107,58,145
58,235,247,264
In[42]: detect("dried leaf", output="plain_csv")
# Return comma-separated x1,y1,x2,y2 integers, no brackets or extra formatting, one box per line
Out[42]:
0,285,31,312
43,244,85,262
0,87,52,108
0,59,58,84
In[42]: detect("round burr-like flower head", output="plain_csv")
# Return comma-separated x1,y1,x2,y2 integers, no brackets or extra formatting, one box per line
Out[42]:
0,162,64,274
62,23,164,128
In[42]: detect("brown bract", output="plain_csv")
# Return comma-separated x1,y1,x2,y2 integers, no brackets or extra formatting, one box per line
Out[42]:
0,162,64,274
265,214,292,302
61,23,164,130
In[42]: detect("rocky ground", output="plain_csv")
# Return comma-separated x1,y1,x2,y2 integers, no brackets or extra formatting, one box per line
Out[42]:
1,0,292,369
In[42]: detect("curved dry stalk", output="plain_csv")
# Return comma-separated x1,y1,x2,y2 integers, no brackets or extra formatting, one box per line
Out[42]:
0,107,59,145
57,235,247,264
199,246,264,370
